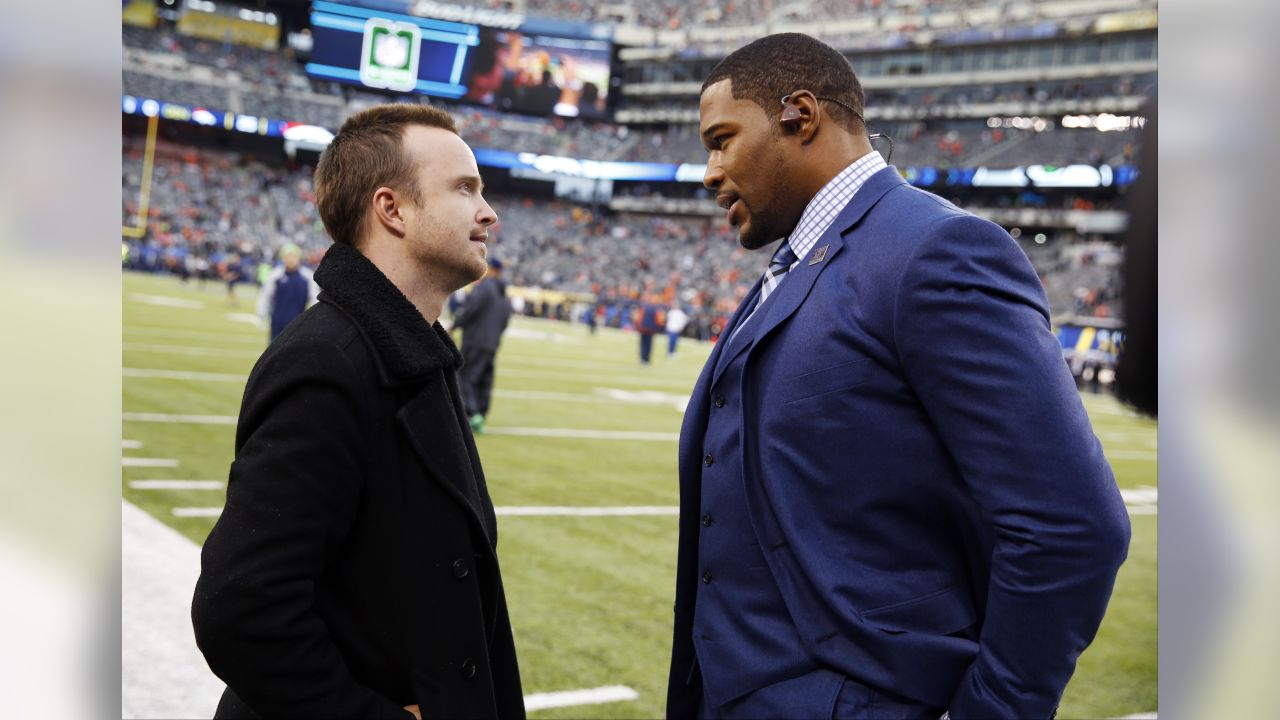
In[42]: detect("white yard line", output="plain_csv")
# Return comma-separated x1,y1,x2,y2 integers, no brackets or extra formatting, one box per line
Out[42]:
1121,486,1157,516
485,427,678,442
122,440,144,450
1120,487,1158,504
227,313,265,327
123,368,246,383
127,293,205,310
497,367,693,389
124,326,264,345
125,343,262,358
172,508,224,518
498,506,678,517
129,480,225,490
524,685,639,712
596,387,689,411
122,458,180,468
503,354,694,373
503,327,584,344
124,412,238,425
497,388,688,411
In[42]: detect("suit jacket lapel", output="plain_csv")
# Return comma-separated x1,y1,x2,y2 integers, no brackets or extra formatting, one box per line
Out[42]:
710,275,765,389
750,167,907,347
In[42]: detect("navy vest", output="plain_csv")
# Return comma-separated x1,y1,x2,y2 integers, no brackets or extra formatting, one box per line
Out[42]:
692,308,817,706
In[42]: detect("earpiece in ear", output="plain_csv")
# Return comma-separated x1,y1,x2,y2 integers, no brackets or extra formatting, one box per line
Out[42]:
780,103,802,125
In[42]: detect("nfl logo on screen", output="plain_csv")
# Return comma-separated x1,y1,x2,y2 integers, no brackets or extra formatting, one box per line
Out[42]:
359,18,421,93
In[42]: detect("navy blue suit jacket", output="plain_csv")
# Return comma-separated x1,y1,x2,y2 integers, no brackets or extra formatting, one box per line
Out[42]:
667,168,1131,719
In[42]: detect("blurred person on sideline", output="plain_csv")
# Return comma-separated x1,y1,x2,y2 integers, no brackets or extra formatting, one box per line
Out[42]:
222,250,246,306
452,256,512,434
667,34,1130,720
635,293,666,365
191,104,525,720
666,303,690,357
256,242,319,342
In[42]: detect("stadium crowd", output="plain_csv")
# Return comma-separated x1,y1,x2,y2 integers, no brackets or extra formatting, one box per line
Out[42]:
481,0,1152,34
123,135,1122,341
123,23,1147,168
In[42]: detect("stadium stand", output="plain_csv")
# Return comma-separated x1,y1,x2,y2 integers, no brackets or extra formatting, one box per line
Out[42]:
123,133,1122,326
123,21,1152,167
121,0,1148,338
497,0,1154,34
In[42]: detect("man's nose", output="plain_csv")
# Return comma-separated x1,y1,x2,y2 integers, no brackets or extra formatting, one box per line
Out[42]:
478,199,497,226
703,157,724,190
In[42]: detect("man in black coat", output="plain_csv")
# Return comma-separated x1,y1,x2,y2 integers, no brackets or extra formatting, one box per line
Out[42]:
192,103,524,720
452,257,512,434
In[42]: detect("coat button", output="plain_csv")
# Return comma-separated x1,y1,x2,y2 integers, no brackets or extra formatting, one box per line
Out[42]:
461,657,477,679
703,453,714,467
714,395,725,408
702,570,713,584
452,559,469,579
701,514,713,527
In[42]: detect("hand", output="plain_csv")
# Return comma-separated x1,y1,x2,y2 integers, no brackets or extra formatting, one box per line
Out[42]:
403,704,422,719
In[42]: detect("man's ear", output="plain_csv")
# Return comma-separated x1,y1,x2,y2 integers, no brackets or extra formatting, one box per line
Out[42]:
371,186,407,237
779,90,821,144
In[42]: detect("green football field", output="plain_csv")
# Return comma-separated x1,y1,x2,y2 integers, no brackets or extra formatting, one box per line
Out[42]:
122,271,1156,719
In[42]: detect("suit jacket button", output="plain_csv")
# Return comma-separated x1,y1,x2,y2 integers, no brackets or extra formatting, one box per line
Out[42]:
701,514,713,527
703,453,714,467
452,559,469,579
461,657,477,679
714,395,725,408
702,570,713,584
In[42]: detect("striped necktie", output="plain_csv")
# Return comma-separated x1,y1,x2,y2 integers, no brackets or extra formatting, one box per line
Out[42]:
728,240,798,343
757,240,798,309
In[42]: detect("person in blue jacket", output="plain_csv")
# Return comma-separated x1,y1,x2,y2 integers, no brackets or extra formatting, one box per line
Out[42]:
256,243,318,342
667,33,1130,720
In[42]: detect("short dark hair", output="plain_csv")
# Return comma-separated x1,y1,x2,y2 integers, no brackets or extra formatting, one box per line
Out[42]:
314,104,458,247
702,33,865,133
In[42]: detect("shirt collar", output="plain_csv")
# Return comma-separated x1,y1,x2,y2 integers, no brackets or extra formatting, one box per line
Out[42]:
784,150,887,265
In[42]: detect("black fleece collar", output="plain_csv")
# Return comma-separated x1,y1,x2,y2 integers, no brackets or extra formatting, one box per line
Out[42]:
313,242,462,385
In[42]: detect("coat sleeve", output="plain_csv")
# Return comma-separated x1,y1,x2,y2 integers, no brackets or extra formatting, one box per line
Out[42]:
191,339,412,720
892,214,1131,719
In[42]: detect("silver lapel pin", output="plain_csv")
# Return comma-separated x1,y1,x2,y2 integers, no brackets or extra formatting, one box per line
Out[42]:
808,244,830,266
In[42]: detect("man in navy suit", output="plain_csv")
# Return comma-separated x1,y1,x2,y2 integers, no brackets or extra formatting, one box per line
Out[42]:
667,34,1131,720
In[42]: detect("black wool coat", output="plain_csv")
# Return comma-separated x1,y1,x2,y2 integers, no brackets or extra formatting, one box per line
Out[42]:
192,242,525,720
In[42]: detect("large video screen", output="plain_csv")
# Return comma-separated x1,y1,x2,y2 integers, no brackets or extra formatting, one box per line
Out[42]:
464,29,612,119
306,0,612,118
